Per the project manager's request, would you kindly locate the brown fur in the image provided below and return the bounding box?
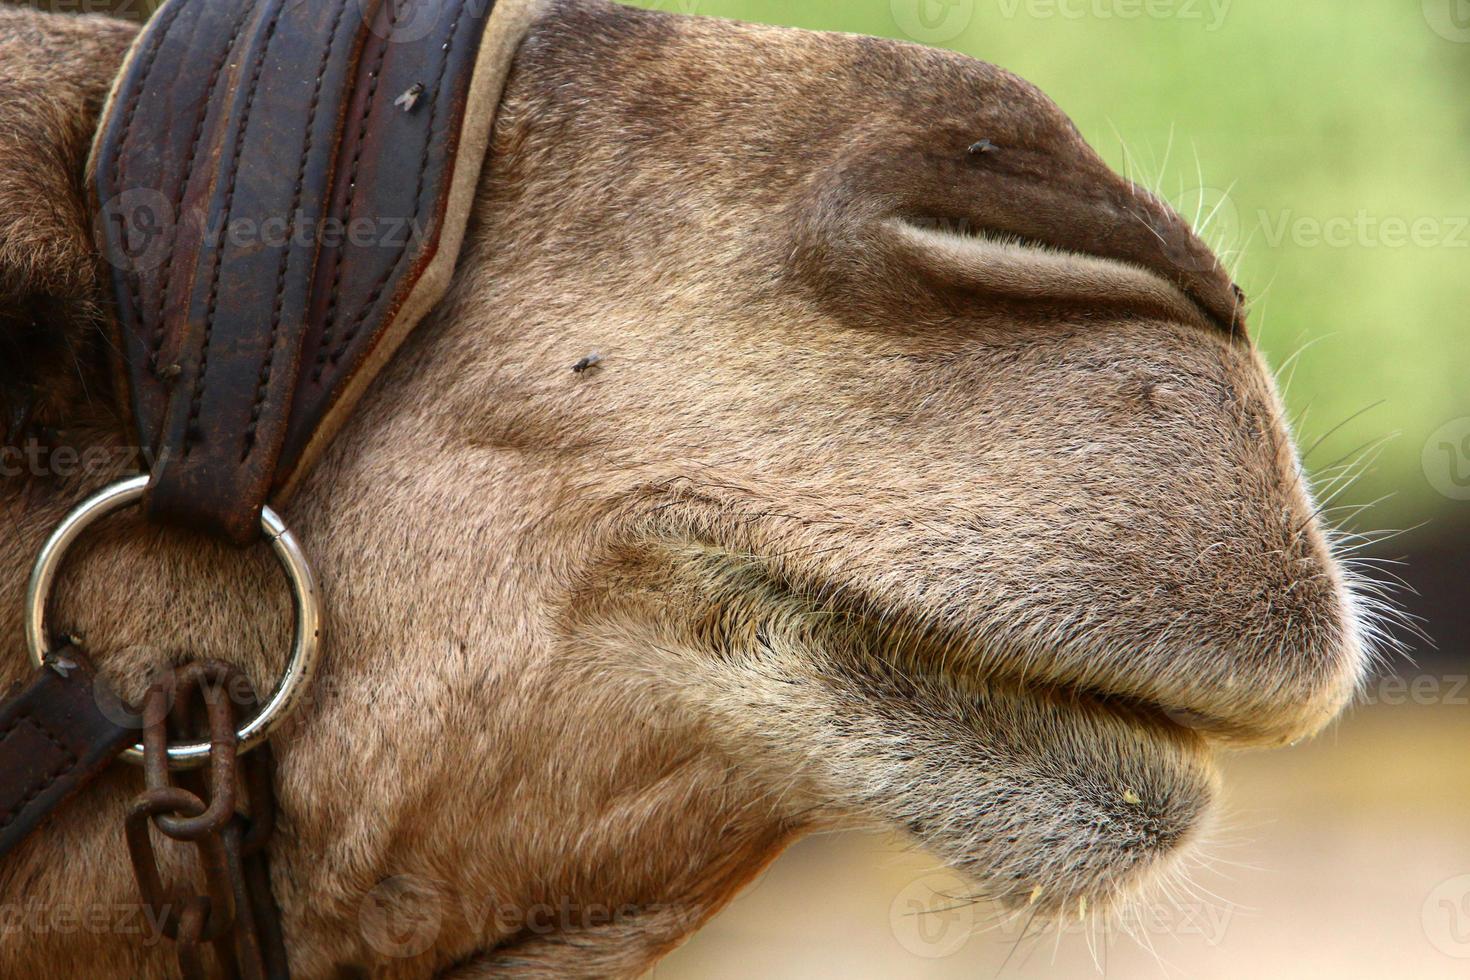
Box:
[0,2,1371,977]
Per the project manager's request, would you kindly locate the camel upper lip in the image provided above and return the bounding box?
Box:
[752,567,1232,743]
[790,576,1331,748]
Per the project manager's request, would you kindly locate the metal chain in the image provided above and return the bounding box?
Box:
[125,662,290,979]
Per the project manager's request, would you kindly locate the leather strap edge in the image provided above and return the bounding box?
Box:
[0,650,136,862]
[83,4,174,465]
[274,0,550,503]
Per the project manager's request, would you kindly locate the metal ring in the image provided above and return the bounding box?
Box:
[25,476,321,769]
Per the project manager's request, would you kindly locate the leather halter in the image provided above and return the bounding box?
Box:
[92,0,538,543]
[0,0,543,918]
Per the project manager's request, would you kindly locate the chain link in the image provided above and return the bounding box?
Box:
[125,662,289,979]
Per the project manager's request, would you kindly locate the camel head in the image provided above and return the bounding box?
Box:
[0,0,1370,975]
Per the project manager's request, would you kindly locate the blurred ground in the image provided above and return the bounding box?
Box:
[654,698,1470,979]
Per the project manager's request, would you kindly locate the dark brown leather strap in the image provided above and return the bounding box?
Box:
[91,0,532,543]
[0,648,136,860]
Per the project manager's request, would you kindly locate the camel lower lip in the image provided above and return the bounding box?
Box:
[823,654,1221,915]
[966,687,1218,913]
[661,545,1228,910]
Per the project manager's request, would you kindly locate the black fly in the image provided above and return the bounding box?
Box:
[571,352,604,374]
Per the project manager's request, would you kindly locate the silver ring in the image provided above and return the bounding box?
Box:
[25,475,322,769]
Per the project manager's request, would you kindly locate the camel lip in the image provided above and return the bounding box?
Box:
[652,527,1343,749]
[934,655,1343,749]
[799,602,1223,749]
[954,667,1216,749]
[823,639,1221,916]
[650,537,1224,902]
[835,611,1273,749]
[817,579,1346,748]
[1081,690,1225,746]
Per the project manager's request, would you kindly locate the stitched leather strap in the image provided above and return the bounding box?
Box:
[0,648,136,861]
[91,0,536,543]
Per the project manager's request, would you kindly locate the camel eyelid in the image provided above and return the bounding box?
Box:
[883,218,1215,334]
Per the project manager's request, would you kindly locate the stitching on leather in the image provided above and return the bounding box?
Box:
[325,0,473,373]
[111,0,187,366]
[0,714,80,831]
[152,2,256,363]
[113,0,187,177]
[311,0,400,386]
[244,0,355,461]
[186,0,289,459]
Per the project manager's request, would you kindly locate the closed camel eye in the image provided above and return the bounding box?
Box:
[804,131,1247,337]
[886,216,1217,332]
